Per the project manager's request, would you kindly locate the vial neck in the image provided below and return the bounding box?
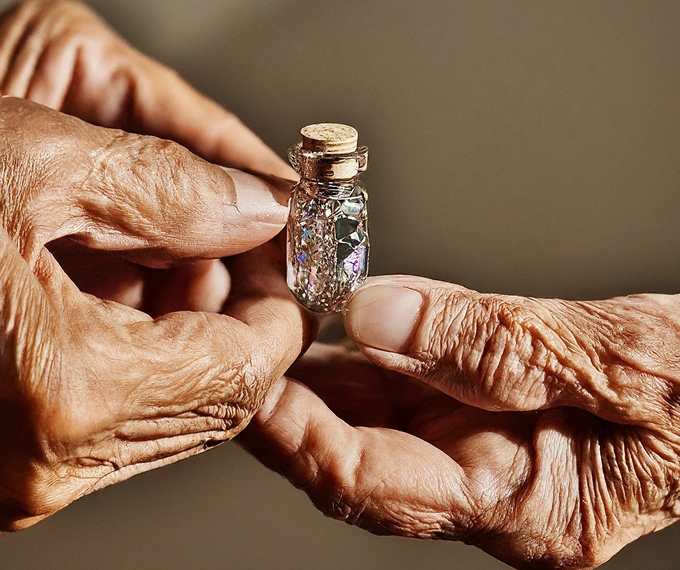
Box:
[301,176,359,198]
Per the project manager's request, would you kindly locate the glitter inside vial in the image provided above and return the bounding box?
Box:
[286,123,369,313]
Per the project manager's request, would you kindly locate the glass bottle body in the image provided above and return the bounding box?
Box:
[286,177,369,313]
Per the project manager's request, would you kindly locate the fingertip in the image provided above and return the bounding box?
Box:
[223,167,291,226]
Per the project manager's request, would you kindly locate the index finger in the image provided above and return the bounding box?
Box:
[0,0,294,177]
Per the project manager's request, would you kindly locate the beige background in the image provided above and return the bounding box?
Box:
[2,0,680,568]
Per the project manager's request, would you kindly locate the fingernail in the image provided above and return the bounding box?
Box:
[345,285,423,353]
[222,167,291,224]
[237,167,297,206]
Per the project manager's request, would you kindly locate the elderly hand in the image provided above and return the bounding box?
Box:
[0,0,298,309]
[0,96,309,531]
[242,275,680,569]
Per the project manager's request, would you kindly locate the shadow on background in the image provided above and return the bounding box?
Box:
[1,0,680,568]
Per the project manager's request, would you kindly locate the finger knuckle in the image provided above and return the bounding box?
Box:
[233,346,275,416]
[311,475,375,530]
[425,289,564,409]
[474,297,553,408]
[189,324,274,436]
[126,136,207,212]
[215,110,246,136]
[306,447,397,533]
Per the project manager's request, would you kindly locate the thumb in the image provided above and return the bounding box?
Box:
[343,275,605,414]
[3,97,292,266]
[70,134,293,266]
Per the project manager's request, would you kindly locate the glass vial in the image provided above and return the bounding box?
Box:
[286,123,369,313]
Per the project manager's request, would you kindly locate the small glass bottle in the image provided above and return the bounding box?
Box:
[286,123,369,313]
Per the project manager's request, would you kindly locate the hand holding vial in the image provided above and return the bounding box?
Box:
[248,219,680,568]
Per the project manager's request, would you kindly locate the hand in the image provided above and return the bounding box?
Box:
[242,275,680,569]
[0,0,291,177]
[0,0,296,311]
[0,96,310,531]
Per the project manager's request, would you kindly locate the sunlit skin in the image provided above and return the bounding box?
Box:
[0,0,310,531]
[243,278,680,569]
[2,2,678,569]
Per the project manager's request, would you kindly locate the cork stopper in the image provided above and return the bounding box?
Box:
[301,123,358,154]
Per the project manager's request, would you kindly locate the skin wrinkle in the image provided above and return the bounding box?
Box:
[573,421,667,559]
[517,413,582,565]
[112,413,236,441]
[459,296,491,388]
[452,295,560,410]
[298,419,322,491]
[88,428,227,474]
[89,440,209,490]
[348,444,393,526]
[74,128,126,212]
[627,439,661,509]
[0,146,39,251]
[599,434,627,523]
[428,288,464,363]
[86,138,167,245]
[520,307,605,411]
[2,115,87,265]
[585,297,680,377]
[478,314,508,404]
[498,320,539,408]
[580,430,608,542]
[537,304,605,395]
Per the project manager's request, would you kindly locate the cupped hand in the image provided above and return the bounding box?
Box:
[0,96,310,531]
[242,275,680,569]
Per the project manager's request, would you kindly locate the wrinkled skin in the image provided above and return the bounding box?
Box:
[242,276,680,569]
[0,0,309,530]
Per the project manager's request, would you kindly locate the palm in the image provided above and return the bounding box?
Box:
[281,341,667,569]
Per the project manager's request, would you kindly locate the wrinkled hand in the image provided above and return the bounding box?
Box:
[0,96,309,531]
[242,275,680,569]
[0,0,297,308]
